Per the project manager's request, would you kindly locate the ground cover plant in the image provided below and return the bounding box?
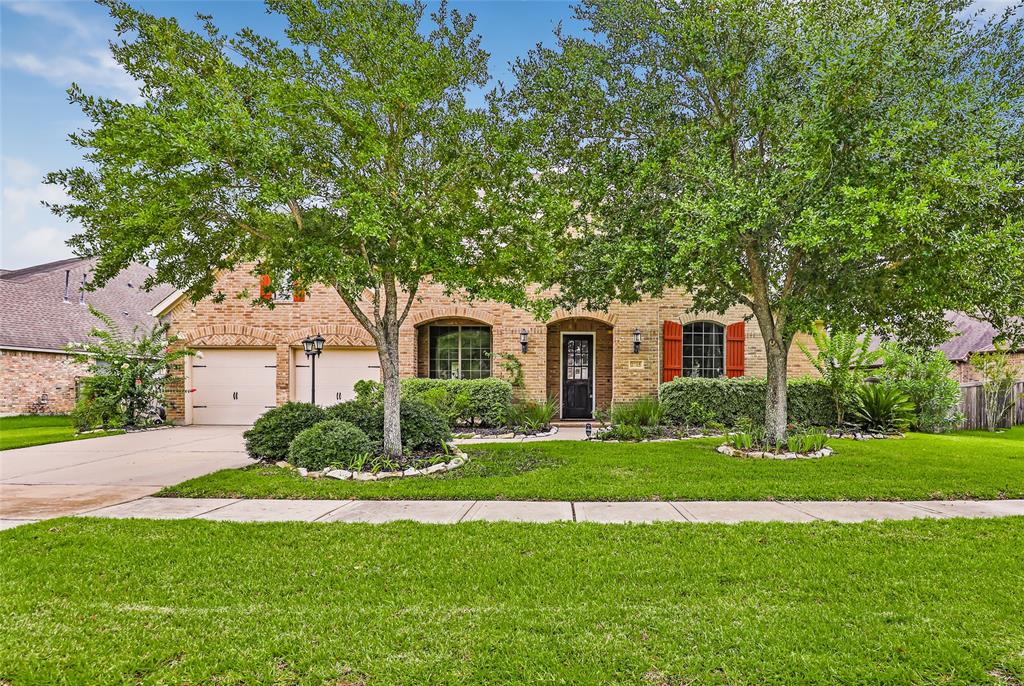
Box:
[162,427,1024,502]
[0,415,122,451]
[2,517,1023,685]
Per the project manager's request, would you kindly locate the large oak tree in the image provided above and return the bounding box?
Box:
[510,0,1024,441]
[50,0,547,456]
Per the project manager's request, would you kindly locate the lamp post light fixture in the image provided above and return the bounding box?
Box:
[632,328,642,354]
[520,329,529,354]
[302,334,326,404]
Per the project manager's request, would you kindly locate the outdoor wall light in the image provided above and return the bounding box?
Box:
[633,328,642,354]
[520,329,529,353]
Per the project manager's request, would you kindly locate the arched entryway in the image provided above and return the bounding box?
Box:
[546,317,614,419]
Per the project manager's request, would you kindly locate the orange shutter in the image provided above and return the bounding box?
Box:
[662,320,682,382]
[292,281,305,302]
[725,321,745,377]
[259,274,272,300]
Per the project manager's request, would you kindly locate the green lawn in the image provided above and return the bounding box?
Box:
[2,517,1023,685]
[162,426,1024,501]
[0,415,122,451]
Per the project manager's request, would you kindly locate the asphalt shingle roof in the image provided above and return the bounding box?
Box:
[0,258,173,352]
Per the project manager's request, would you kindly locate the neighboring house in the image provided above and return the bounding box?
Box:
[0,258,173,415]
[935,312,1024,383]
[153,266,818,425]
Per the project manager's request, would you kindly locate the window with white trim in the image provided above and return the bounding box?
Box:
[429,325,491,379]
[682,321,724,378]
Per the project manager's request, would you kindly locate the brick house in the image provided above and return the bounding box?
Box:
[154,267,818,425]
[0,258,173,416]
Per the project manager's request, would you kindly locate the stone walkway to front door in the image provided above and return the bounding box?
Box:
[15,496,1019,526]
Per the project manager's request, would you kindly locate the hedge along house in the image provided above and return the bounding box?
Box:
[152,266,818,425]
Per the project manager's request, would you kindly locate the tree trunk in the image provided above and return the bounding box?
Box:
[764,340,789,445]
[378,325,403,458]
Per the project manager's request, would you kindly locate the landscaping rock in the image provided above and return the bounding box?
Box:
[447,456,466,469]
[275,460,291,469]
[402,467,423,477]
[377,471,403,479]
[353,471,377,481]
[496,432,516,439]
[296,468,308,477]
[423,463,447,475]
[325,469,352,480]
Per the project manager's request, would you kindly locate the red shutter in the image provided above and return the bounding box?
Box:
[662,320,682,382]
[725,321,745,377]
[292,281,305,302]
[259,274,272,300]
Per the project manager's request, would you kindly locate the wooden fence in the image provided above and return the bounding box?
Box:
[955,381,1024,430]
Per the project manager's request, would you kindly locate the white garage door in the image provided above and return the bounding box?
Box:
[294,348,380,407]
[190,349,277,425]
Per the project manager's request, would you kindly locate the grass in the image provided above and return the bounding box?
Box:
[2,517,1023,685]
[161,426,1024,502]
[0,415,122,451]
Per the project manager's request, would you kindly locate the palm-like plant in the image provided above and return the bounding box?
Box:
[799,328,880,425]
[850,384,915,432]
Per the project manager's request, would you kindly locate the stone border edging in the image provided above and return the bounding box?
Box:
[458,426,558,440]
[716,444,834,460]
[280,444,471,482]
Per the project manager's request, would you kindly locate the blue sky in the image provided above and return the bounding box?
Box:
[1,0,1018,270]
[0,0,580,269]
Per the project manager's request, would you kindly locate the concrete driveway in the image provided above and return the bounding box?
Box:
[0,426,249,526]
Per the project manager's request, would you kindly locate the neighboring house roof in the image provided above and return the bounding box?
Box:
[869,311,1023,364]
[0,257,174,352]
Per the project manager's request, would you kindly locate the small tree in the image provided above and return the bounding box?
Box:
[798,328,879,425]
[67,307,191,429]
[971,348,1021,430]
[49,0,547,456]
[877,343,961,433]
[509,0,1024,443]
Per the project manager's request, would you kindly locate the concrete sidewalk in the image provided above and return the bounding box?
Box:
[9,496,1016,526]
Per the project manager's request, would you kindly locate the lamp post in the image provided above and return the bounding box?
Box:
[302,334,325,404]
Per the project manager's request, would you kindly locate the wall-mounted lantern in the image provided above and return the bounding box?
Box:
[632,328,642,354]
[520,329,529,354]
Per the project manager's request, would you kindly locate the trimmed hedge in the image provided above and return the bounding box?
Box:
[243,402,326,461]
[287,420,373,471]
[400,378,513,427]
[325,396,450,453]
[660,377,837,428]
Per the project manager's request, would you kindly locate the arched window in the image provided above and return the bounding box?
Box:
[682,321,724,378]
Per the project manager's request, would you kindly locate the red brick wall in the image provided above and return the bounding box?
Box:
[161,266,820,423]
[0,350,85,415]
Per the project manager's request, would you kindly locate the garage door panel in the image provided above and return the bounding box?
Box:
[294,348,379,407]
[191,349,277,425]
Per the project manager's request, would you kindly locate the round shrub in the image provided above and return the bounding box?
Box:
[243,402,326,462]
[325,396,450,453]
[287,420,373,471]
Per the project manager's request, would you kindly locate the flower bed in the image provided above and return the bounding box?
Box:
[275,444,470,481]
[454,426,558,440]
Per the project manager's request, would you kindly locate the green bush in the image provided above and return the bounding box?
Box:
[287,420,374,471]
[505,397,558,431]
[659,377,837,428]
[610,397,664,427]
[877,343,962,432]
[400,377,513,427]
[244,402,326,461]
[325,396,450,453]
[850,383,915,432]
[70,376,126,431]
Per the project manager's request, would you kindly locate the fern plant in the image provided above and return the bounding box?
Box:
[798,328,880,425]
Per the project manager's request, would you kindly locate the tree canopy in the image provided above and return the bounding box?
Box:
[510,0,1024,439]
[49,0,548,455]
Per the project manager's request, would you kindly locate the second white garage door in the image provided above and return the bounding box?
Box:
[294,348,380,406]
[190,349,277,425]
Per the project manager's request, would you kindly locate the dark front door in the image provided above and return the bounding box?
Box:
[562,335,594,419]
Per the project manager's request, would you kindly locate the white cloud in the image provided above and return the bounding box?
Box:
[5,2,92,38]
[4,49,139,98]
[2,157,77,269]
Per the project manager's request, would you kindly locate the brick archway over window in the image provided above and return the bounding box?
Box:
[410,306,498,327]
[546,309,617,327]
